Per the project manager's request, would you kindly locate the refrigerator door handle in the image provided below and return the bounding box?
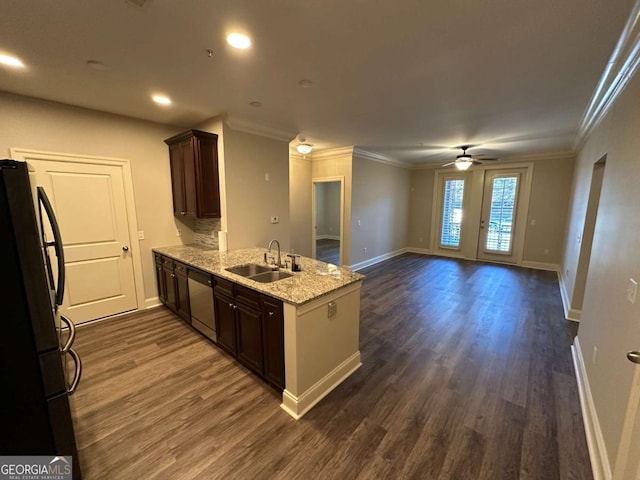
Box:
[59,314,76,352]
[37,187,65,307]
[67,348,82,395]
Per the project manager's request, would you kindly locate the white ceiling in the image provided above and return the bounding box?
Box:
[0,0,634,165]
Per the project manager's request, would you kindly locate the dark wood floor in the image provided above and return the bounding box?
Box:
[316,238,340,264]
[70,254,592,479]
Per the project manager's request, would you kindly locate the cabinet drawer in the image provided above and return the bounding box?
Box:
[235,284,260,310]
[214,277,234,297]
[162,257,174,268]
[174,262,188,276]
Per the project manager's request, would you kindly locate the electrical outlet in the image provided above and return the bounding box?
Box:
[357,219,361,227]
[137,230,145,240]
[627,278,638,304]
[363,247,367,254]
[176,228,181,237]
[530,219,536,226]
[543,248,549,255]
[265,173,270,181]
[419,237,423,243]
[592,346,598,364]
[270,216,279,224]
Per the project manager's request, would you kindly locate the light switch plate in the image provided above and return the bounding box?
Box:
[328,301,337,318]
[137,230,145,240]
[627,278,638,304]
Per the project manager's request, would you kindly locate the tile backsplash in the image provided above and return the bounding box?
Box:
[194,218,221,248]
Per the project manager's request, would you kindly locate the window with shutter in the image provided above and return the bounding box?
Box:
[440,178,465,249]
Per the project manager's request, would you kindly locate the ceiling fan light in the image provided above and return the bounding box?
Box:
[297,143,313,155]
[455,159,472,171]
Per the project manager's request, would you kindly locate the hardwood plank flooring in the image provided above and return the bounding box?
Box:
[70,254,591,479]
[316,238,340,264]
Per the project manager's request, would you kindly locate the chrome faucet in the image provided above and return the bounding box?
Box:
[267,239,283,269]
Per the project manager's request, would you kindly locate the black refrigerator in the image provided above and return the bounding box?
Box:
[0,159,82,479]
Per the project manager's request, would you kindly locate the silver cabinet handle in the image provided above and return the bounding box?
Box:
[228,302,234,308]
[122,245,129,252]
[627,351,640,364]
[67,348,82,395]
[268,311,274,317]
[59,314,76,352]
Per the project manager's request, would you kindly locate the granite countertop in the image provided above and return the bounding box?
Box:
[152,244,365,306]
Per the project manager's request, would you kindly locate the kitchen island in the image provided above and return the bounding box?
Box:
[152,244,364,419]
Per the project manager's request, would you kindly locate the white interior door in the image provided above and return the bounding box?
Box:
[477,168,528,264]
[28,158,138,323]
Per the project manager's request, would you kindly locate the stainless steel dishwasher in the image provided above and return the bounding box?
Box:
[188,269,216,342]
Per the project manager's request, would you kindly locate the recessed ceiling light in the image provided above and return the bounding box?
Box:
[86,60,108,71]
[298,79,313,88]
[0,54,24,68]
[152,95,171,105]
[227,33,251,49]
[249,101,262,108]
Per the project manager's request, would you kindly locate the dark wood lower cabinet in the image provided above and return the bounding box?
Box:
[174,262,190,323]
[214,289,237,355]
[236,301,264,375]
[261,297,285,390]
[155,252,285,391]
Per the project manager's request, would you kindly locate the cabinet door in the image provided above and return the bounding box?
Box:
[168,143,186,217]
[262,296,285,389]
[194,134,220,218]
[236,301,264,375]
[180,139,197,216]
[214,290,237,355]
[162,265,177,312]
[174,263,190,322]
[155,256,167,304]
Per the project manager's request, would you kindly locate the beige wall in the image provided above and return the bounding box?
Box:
[289,152,312,257]
[407,158,573,266]
[0,92,184,302]
[350,155,411,265]
[315,181,341,236]
[312,147,353,264]
[222,126,291,251]
[521,156,574,265]
[408,168,435,250]
[562,68,640,470]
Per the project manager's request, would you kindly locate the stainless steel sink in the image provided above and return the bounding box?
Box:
[249,270,293,283]
[226,264,273,277]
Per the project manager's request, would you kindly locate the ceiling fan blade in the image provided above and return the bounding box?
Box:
[472,160,483,165]
[477,157,499,161]
[442,161,456,167]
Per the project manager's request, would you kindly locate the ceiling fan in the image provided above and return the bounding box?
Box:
[442,146,499,171]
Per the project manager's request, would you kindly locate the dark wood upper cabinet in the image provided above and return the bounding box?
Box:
[164,129,220,218]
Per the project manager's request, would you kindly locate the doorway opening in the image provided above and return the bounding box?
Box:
[312,178,344,265]
[570,156,606,320]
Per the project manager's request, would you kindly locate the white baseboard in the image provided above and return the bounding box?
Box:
[572,337,612,480]
[558,272,581,321]
[349,248,408,271]
[280,351,362,420]
[406,247,432,255]
[145,296,161,309]
[521,260,560,272]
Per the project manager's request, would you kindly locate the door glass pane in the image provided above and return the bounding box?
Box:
[440,179,465,248]
[486,176,518,253]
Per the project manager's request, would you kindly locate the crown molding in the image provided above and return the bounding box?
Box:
[410,150,575,170]
[574,0,640,150]
[311,146,354,160]
[352,148,412,169]
[225,116,297,142]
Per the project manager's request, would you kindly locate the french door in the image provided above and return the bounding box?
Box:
[433,166,530,264]
[477,168,527,264]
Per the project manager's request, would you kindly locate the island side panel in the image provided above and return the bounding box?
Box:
[281,281,363,419]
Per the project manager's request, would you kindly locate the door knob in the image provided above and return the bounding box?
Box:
[627,351,640,364]
[122,245,129,252]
